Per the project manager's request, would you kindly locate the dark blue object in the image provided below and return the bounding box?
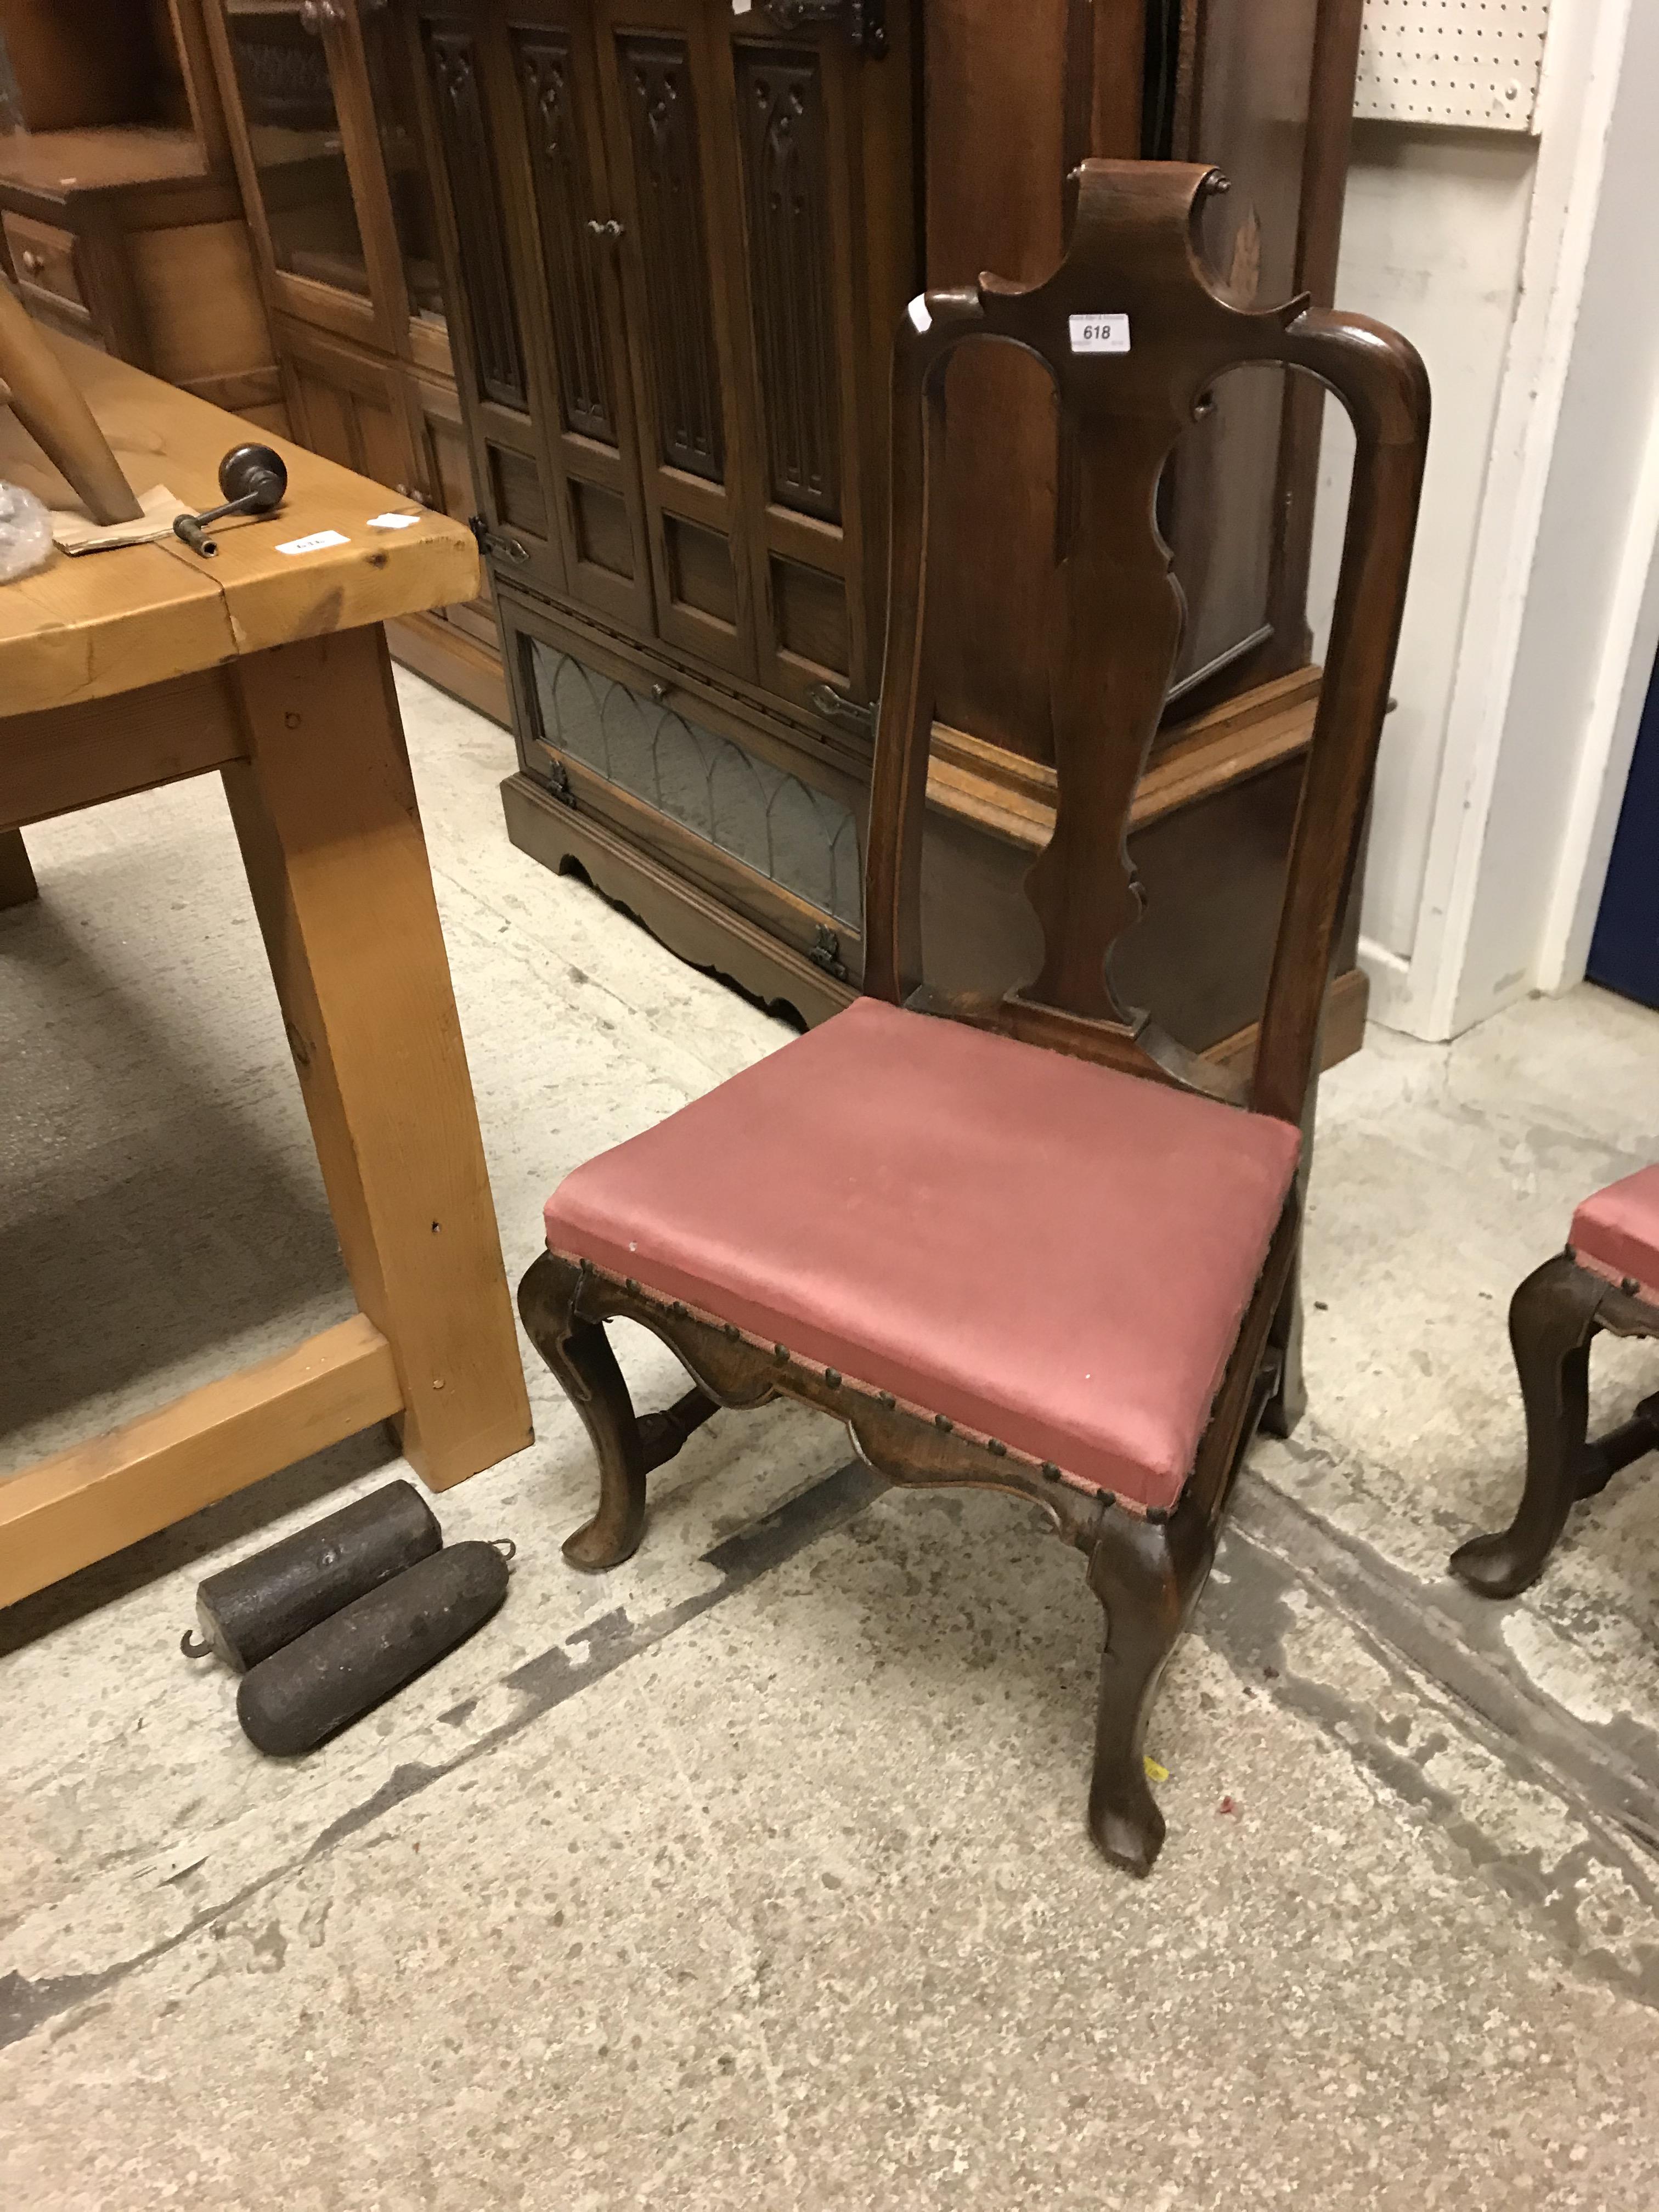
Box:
[1588,646,1659,1009]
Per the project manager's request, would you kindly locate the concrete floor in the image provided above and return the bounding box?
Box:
[3,670,1657,2209]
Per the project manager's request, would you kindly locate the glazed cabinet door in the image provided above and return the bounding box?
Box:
[211,0,405,352]
[410,4,567,597]
[357,0,455,375]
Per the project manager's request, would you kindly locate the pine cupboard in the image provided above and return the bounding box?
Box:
[204,0,505,716]
[0,0,279,420]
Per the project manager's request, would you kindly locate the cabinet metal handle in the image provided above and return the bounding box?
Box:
[20,249,43,276]
[809,681,876,736]
[469,514,529,565]
[585,217,625,242]
[759,0,888,57]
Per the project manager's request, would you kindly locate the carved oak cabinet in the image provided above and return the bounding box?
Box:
[403,0,1369,1059]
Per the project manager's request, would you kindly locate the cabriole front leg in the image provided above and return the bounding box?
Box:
[518,1251,648,1570]
[1085,1501,1213,1877]
[1450,1252,1604,1599]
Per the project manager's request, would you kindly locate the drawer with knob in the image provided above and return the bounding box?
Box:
[3,213,86,315]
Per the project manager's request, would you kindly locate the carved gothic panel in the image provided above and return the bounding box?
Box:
[736,48,841,523]
[424,24,528,412]
[617,35,725,482]
[515,32,616,445]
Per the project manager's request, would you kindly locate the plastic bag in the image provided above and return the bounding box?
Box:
[0,479,53,583]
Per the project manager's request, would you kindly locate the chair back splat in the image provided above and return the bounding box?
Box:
[862,160,1430,1128]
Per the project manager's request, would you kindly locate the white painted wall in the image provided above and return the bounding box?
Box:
[1305,0,1659,1040]
[1461,0,1659,1018]
[1306,127,1538,970]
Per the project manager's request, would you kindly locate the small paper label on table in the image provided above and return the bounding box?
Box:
[1069,313,1131,354]
[276,529,351,557]
[367,512,421,531]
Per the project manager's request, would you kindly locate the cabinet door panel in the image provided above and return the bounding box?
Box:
[504,0,655,629]
[279,320,420,494]
[592,0,757,676]
[515,28,616,444]
[410,5,567,598]
[718,19,869,714]
[211,0,400,351]
[733,45,840,528]
[423,19,529,409]
[357,0,452,348]
[413,373,501,646]
[685,4,913,717]
[616,31,725,484]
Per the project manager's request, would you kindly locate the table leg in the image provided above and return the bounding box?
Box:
[222,625,531,1488]
[0,826,38,909]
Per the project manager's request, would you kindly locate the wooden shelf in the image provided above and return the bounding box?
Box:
[0,125,210,200]
[925,669,1323,851]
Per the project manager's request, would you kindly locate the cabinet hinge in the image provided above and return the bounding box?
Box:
[759,0,887,59]
[807,924,849,981]
[808,682,877,737]
[469,514,531,567]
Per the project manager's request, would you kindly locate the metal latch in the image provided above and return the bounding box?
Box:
[807,924,849,981]
[808,681,876,736]
[540,751,577,809]
[469,514,531,566]
[758,0,887,59]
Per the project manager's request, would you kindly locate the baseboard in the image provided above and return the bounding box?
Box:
[501,772,853,1028]
[1207,966,1370,1079]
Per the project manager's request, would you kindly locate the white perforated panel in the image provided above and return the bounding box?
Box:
[1354,0,1550,131]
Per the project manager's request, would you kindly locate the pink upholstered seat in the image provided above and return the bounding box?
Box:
[1572,1165,1659,1303]
[544,997,1301,1514]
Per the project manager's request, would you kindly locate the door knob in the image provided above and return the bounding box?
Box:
[20,248,43,276]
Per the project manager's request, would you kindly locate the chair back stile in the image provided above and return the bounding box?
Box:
[861,159,1430,1130]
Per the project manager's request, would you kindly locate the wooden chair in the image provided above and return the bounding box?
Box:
[520,160,1429,1874]
[1,275,140,523]
[1451,1170,1659,1598]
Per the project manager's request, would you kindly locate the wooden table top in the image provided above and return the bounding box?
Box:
[0,330,478,719]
